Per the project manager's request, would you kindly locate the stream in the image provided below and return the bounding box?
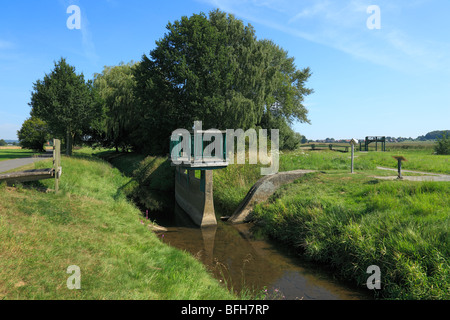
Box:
[149,204,373,300]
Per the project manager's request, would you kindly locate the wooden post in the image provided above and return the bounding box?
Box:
[53,139,61,193]
[393,156,407,180]
[351,144,355,173]
[350,139,358,174]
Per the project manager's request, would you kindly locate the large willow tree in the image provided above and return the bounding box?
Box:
[133,9,313,154]
[93,62,139,152]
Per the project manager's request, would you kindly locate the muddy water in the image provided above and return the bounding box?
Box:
[150,204,372,300]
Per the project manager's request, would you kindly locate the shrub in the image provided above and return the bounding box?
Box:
[434,132,450,155]
[17,117,49,152]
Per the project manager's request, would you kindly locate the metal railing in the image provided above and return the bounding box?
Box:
[170,131,227,164]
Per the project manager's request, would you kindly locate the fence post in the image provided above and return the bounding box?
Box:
[53,139,61,193]
[350,139,358,173]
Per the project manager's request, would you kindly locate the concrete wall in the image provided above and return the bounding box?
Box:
[175,167,217,227]
[228,170,315,224]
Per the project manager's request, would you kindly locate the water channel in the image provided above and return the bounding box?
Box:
[149,204,373,300]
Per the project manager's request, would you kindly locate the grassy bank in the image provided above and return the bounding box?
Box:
[250,172,449,299]
[69,147,449,300]
[212,149,449,299]
[213,148,449,215]
[0,152,235,299]
[89,150,176,213]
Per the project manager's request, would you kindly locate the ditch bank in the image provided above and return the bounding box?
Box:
[99,151,374,300]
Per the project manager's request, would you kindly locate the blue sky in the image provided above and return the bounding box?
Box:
[0,0,449,141]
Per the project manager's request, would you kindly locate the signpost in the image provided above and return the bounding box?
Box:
[53,139,61,193]
[350,139,358,173]
[393,156,407,179]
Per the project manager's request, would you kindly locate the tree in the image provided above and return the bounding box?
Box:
[29,58,100,155]
[17,117,49,152]
[0,139,7,146]
[425,130,450,140]
[258,39,312,126]
[435,132,450,155]
[134,9,313,155]
[93,62,139,152]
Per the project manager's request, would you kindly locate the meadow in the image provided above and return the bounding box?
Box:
[251,172,449,299]
[210,144,449,300]
[1,144,448,300]
[0,151,235,300]
[92,143,448,299]
[0,148,41,162]
[213,145,449,214]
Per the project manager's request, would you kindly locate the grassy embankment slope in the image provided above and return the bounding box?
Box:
[0,150,235,299]
[13,145,445,300]
[214,147,449,300]
[92,144,448,299]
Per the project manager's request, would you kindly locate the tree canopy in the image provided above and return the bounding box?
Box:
[29,58,101,155]
[132,9,313,154]
[24,10,312,155]
[93,62,139,152]
[17,116,49,152]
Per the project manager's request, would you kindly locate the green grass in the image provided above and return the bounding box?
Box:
[213,148,449,216]
[0,148,42,162]
[281,149,449,174]
[250,173,449,300]
[210,148,449,299]
[41,146,447,300]
[0,152,235,300]
[361,149,450,174]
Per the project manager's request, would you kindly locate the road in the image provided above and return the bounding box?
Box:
[0,153,52,174]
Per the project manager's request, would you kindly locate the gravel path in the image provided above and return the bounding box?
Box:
[0,153,52,174]
[374,166,450,181]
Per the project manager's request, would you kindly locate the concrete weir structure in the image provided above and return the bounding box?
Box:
[171,126,228,228]
[174,167,217,227]
[228,169,315,224]
[170,121,282,228]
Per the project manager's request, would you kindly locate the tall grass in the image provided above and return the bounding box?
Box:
[364,150,450,174]
[251,173,449,300]
[281,149,449,174]
[0,154,235,300]
[280,150,376,171]
[60,147,448,300]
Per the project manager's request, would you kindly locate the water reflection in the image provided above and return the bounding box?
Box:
[150,204,372,300]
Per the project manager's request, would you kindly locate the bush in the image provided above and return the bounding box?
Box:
[17,117,49,152]
[434,132,450,155]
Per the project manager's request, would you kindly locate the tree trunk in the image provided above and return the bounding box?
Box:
[66,129,73,156]
[66,130,70,156]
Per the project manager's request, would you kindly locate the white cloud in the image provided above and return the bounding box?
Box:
[201,0,450,75]
[58,0,99,66]
[288,1,331,23]
[80,11,100,66]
